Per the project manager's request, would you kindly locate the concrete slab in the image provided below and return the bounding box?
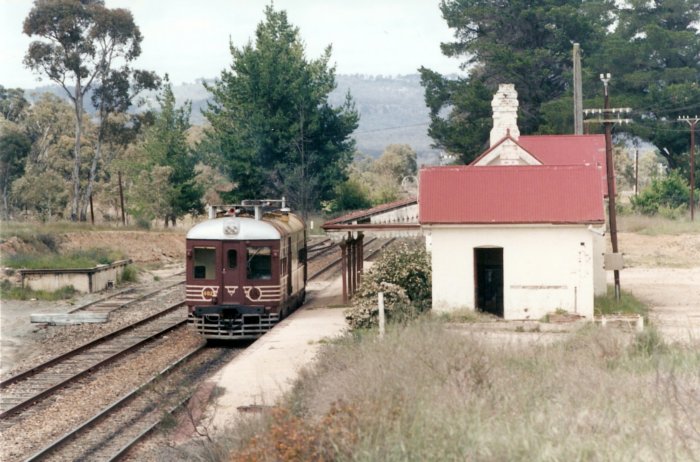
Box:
[29,312,109,325]
[206,276,349,432]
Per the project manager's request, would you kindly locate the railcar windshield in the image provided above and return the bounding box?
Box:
[247,246,272,280]
[193,247,216,280]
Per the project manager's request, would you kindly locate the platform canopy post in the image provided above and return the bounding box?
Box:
[357,232,364,287]
[340,240,348,304]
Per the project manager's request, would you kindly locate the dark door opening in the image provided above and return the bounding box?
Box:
[474,248,504,317]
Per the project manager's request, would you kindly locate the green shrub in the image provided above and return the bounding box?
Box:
[345,242,431,329]
[345,281,412,329]
[631,170,690,216]
[366,241,431,303]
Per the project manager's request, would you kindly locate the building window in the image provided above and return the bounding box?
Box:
[193,247,216,280]
[247,246,272,280]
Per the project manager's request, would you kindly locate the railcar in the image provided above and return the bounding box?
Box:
[185,199,306,339]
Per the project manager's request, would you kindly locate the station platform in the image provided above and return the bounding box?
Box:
[205,276,349,432]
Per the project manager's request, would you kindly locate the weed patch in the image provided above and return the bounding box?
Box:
[118,265,139,283]
[3,248,126,270]
[0,280,77,300]
[595,285,648,318]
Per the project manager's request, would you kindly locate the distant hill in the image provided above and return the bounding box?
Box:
[24,74,443,165]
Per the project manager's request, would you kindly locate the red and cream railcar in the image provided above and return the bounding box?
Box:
[185,200,306,339]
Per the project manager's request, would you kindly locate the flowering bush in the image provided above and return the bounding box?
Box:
[345,242,431,329]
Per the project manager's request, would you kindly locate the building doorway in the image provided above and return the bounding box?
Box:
[474,247,504,316]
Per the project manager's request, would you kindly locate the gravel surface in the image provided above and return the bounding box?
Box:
[1,274,185,378]
[42,346,239,462]
[0,320,202,462]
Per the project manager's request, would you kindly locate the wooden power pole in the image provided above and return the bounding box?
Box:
[678,116,699,221]
[583,73,631,302]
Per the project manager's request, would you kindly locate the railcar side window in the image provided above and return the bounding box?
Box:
[247,246,272,280]
[193,247,216,280]
[227,249,238,269]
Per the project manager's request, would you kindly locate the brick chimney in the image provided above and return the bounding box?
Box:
[490,84,520,146]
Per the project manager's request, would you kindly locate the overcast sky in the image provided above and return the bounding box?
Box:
[1,0,465,89]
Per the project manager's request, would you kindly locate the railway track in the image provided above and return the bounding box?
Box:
[22,344,238,462]
[1,236,395,461]
[0,302,187,420]
[68,275,185,315]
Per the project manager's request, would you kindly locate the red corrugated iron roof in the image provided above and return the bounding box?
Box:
[419,165,605,225]
[518,134,605,165]
[519,134,609,197]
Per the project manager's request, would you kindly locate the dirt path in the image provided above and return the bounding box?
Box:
[620,267,700,343]
[617,232,700,344]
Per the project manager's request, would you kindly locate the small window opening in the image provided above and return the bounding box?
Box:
[247,246,272,280]
[227,249,238,269]
[193,247,216,280]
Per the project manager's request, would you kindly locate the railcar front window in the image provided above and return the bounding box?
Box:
[193,247,216,280]
[247,246,272,280]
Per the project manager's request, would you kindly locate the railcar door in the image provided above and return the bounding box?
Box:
[221,242,244,305]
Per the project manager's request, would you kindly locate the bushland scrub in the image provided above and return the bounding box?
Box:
[200,321,700,461]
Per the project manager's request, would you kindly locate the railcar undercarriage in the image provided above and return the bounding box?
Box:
[188,305,280,339]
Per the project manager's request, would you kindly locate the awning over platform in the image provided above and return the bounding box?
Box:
[322,197,421,238]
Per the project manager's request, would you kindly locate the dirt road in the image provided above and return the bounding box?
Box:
[618,233,700,344]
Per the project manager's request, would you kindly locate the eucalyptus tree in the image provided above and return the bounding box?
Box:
[23,0,145,220]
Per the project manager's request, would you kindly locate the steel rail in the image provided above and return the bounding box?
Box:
[23,344,207,462]
[306,238,331,252]
[67,278,185,313]
[307,237,381,280]
[0,302,185,389]
[0,306,187,420]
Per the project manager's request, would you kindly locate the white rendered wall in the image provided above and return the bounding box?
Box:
[427,225,596,320]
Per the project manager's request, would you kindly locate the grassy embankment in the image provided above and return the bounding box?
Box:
[182,285,699,461]
[190,320,698,461]
[0,222,136,300]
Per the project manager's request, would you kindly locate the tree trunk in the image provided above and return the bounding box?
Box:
[2,178,9,221]
[80,126,104,221]
[70,88,84,222]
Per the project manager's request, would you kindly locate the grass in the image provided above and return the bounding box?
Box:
[0,220,183,241]
[617,213,700,235]
[2,248,127,270]
[118,265,139,283]
[595,285,648,318]
[0,280,78,301]
[186,319,700,461]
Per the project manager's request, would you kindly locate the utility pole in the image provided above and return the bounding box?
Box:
[635,149,639,196]
[583,73,632,302]
[678,116,698,221]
